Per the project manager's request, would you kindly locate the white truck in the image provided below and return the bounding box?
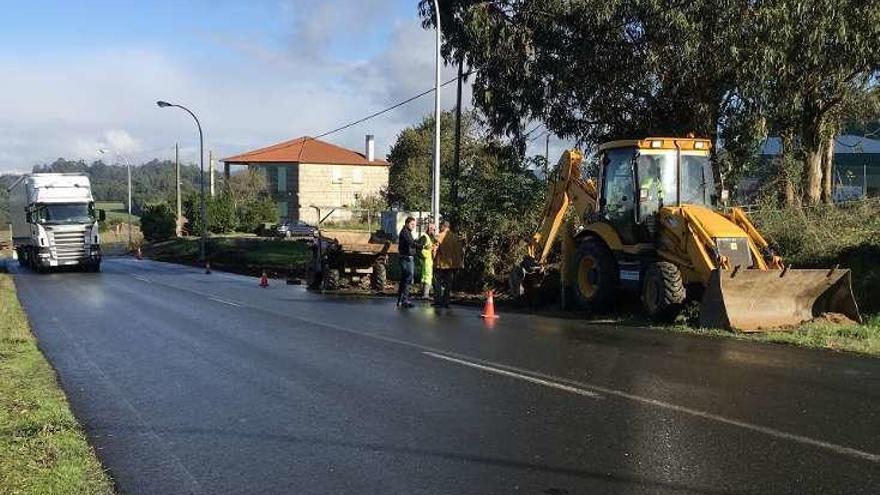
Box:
[8,173,105,272]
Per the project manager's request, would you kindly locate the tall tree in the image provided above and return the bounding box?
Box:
[419,0,743,149]
[737,0,880,205]
[386,110,477,210]
[387,109,546,286]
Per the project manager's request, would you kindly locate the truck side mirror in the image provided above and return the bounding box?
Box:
[98,209,107,222]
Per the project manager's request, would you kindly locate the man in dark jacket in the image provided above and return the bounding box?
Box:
[397,217,418,308]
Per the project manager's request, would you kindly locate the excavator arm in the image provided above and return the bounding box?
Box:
[526,150,598,264]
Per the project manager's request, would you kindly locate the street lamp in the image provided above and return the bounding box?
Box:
[431,0,441,223]
[98,148,133,250]
[156,100,207,263]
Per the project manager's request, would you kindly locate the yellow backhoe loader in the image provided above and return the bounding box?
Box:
[510,137,861,332]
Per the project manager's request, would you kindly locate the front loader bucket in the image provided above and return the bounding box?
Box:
[699,268,861,332]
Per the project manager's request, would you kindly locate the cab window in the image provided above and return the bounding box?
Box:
[601,148,636,221]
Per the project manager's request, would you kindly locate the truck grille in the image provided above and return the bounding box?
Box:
[716,237,752,269]
[51,230,87,261]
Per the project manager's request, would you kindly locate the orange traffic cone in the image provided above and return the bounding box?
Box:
[135,247,142,260]
[481,290,499,319]
[259,271,269,288]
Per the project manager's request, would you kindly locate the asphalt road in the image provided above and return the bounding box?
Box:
[10,257,880,494]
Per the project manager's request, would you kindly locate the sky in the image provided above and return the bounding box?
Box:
[0,0,563,173]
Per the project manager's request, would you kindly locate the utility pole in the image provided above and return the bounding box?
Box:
[431,0,441,223]
[209,150,215,197]
[545,133,550,175]
[452,59,464,210]
[127,158,132,249]
[175,143,181,236]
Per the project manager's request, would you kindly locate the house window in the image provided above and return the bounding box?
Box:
[331,167,343,184]
[277,167,287,192]
[277,201,288,219]
[352,168,364,184]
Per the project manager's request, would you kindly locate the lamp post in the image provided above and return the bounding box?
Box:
[98,148,133,250]
[157,100,206,263]
[431,0,441,223]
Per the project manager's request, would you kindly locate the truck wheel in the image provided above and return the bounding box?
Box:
[306,266,321,289]
[641,261,686,322]
[571,237,618,311]
[371,259,387,292]
[322,268,340,291]
[16,249,26,267]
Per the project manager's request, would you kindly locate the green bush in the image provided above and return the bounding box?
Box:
[237,196,277,233]
[750,199,880,313]
[184,193,237,234]
[207,193,237,234]
[140,202,176,241]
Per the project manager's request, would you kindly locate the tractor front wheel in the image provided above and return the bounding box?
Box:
[641,261,686,322]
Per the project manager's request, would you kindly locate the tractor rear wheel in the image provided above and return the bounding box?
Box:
[571,238,618,311]
[641,261,686,322]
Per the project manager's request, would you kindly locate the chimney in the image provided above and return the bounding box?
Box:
[365,134,375,162]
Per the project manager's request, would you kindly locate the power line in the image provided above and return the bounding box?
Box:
[524,123,544,139]
[312,72,470,141]
[527,129,550,144]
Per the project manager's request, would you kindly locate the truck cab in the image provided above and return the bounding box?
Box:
[9,174,105,272]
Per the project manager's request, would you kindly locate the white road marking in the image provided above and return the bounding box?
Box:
[423,351,601,399]
[131,275,152,283]
[113,259,880,464]
[425,350,879,464]
[208,297,242,307]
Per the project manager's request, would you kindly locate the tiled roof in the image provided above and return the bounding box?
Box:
[222,136,388,166]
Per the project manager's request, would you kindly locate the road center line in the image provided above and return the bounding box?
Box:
[208,296,242,307]
[423,351,601,399]
[425,350,879,465]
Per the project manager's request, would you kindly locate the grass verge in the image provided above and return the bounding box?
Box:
[145,236,311,275]
[0,273,115,494]
[667,314,880,357]
[95,201,140,225]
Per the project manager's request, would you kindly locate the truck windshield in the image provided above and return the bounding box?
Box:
[34,203,95,225]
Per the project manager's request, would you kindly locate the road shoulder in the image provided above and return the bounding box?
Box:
[0,272,115,495]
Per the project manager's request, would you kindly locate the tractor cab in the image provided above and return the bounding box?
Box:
[596,137,714,245]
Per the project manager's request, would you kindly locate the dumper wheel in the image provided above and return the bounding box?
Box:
[642,261,686,322]
[572,238,617,311]
[322,268,340,291]
[371,259,387,292]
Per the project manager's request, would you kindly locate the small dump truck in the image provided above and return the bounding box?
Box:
[308,230,397,291]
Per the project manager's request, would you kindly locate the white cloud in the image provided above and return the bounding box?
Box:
[103,129,142,155]
[0,2,476,173]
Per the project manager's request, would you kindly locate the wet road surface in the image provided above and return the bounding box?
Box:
[11,257,880,494]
